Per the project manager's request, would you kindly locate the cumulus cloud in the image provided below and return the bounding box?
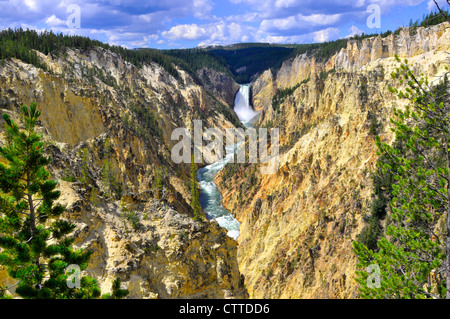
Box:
[0,0,431,48]
[222,0,427,45]
[260,13,343,35]
[162,20,255,46]
[24,0,39,11]
[162,24,209,40]
[313,27,340,42]
[0,0,216,47]
[346,25,364,38]
[193,0,214,19]
[45,15,66,27]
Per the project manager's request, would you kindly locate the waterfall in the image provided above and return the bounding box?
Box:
[233,84,259,125]
[197,84,257,240]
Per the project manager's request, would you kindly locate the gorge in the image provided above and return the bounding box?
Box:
[0,20,449,299]
[198,84,260,241]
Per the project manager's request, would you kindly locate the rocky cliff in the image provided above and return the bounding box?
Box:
[197,67,241,108]
[0,46,247,298]
[216,22,450,298]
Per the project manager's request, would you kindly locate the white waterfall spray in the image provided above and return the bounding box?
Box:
[233,84,259,125]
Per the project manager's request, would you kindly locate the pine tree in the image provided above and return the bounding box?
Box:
[190,152,202,221]
[78,147,90,184]
[153,167,163,200]
[101,139,119,199]
[101,278,129,299]
[0,103,101,298]
[353,56,449,299]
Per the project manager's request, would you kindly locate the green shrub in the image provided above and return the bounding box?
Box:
[356,217,381,251]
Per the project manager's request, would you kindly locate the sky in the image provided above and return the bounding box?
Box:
[0,0,448,49]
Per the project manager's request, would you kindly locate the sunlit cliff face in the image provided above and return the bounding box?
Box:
[0,44,248,299]
[216,22,450,299]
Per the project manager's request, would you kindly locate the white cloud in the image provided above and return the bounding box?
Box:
[24,0,39,11]
[274,0,297,8]
[170,21,258,47]
[226,12,260,23]
[0,0,432,49]
[303,13,342,25]
[260,13,343,34]
[162,24,209,40]
[193,0,214,19]
[224,0,427,20]
[354,0,366,8]
[346,25,364,38]
[313,27,340,42]
[375,0,426,12]
[45,14,66,27]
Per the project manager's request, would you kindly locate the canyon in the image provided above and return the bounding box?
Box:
[0,21,449,299]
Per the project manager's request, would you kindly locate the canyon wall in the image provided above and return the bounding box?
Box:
[217,22,450,298]
[0,47,246,298]
[197,67,241,108]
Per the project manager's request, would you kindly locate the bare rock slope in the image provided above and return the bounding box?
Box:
[217,22,450,299]
[0,46,247,298]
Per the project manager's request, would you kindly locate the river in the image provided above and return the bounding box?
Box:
[197,84,258,240]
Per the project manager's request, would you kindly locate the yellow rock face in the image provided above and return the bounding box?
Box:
[0,46,245,299]
[65,188,247,299]
[216,22,450,299]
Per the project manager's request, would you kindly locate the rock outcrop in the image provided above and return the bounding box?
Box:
[61,178,247,299]
[0,46,247,298]
[197,67,241,108]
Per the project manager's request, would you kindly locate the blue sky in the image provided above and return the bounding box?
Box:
[0,0,447,49]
